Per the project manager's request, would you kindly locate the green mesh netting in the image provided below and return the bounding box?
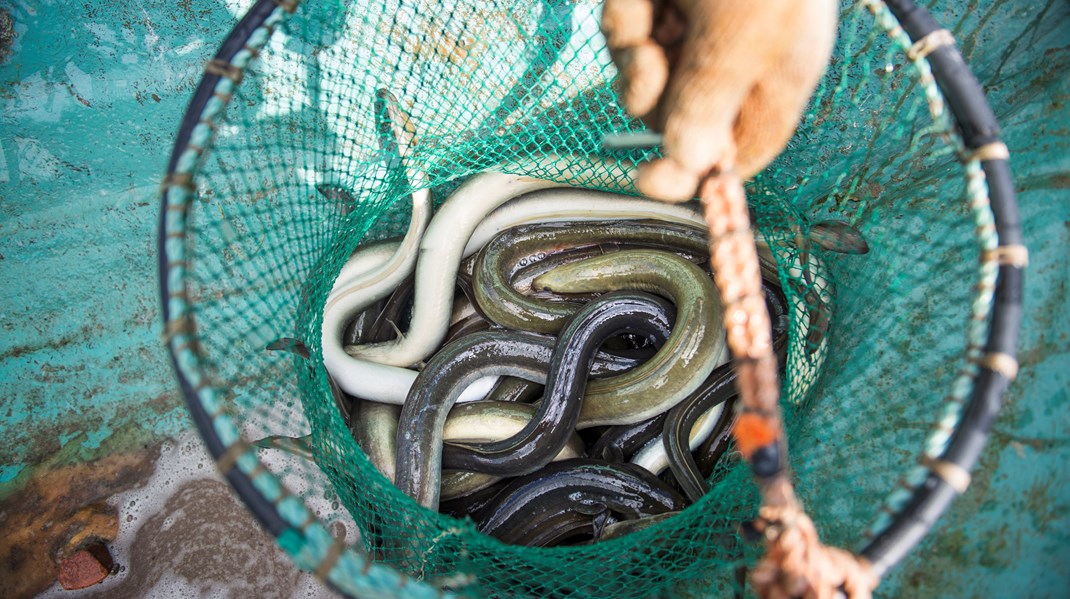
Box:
[160,0,1017,596]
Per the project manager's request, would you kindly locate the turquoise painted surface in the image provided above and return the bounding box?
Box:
[879,3,1070,595]
[0,0,250,482]
[0,0,1066,597]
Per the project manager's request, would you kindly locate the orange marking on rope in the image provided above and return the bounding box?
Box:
[734,413,777,459]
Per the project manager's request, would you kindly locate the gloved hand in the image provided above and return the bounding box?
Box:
[601,0,839,201]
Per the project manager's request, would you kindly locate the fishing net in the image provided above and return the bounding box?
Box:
[158,0,1023,596]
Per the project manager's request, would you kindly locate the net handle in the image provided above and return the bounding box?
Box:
[720,1,1025,594]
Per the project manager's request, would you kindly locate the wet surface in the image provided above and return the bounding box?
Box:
[28,433,332,599]
[0,0,1066,597]
[0,446,155,598]
[75,479,305,598]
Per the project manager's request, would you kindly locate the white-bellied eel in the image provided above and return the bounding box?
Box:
[692,395,739,480]
[473,219,709,333]
[354,400,586,498]
[439,401,585,500]
[329,238,405,296]
[395,314,674,509]
[531,249,729,427]
[473,459,686,547]
[320,91,440,404]
[439,292,676,477]
[341,184,712,370]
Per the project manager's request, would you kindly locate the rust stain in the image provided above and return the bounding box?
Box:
[0,7,13,64]
[0,444,161,599]
[0,321,106,361]
[1015,171,1070,193]
[66,83,92,107]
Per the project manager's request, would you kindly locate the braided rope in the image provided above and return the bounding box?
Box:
[697,159,879,599]
[157,0,1022,596]
[684,1,1011,595]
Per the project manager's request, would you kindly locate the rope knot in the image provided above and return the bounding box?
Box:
[750,503,879,599]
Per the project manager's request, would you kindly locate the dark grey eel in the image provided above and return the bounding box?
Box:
[440,292,675,477]
[475,459,686,547]
[395,292,673,509]
[663,278,792,502]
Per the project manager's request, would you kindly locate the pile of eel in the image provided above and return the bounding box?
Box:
[306,92,866,548]
[319,187,870,546]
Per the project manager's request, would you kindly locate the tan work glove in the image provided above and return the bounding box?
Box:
[601,0,839,201]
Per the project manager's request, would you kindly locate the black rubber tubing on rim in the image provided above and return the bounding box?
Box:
[860,0,1024,576]
[160,6,452,597]
[156,0,1026,588]
[165,0,279,173]
[158,0,304,563]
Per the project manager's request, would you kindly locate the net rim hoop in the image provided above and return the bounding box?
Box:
[156,0,1026,594]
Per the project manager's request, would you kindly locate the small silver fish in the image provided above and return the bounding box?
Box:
[809,220,870,254]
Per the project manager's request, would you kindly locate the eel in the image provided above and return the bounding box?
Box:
[395,306,673,509]
[532,249,729,427]
[473,219,709,333]
[440,292,676,477]
[474,459,686,547]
